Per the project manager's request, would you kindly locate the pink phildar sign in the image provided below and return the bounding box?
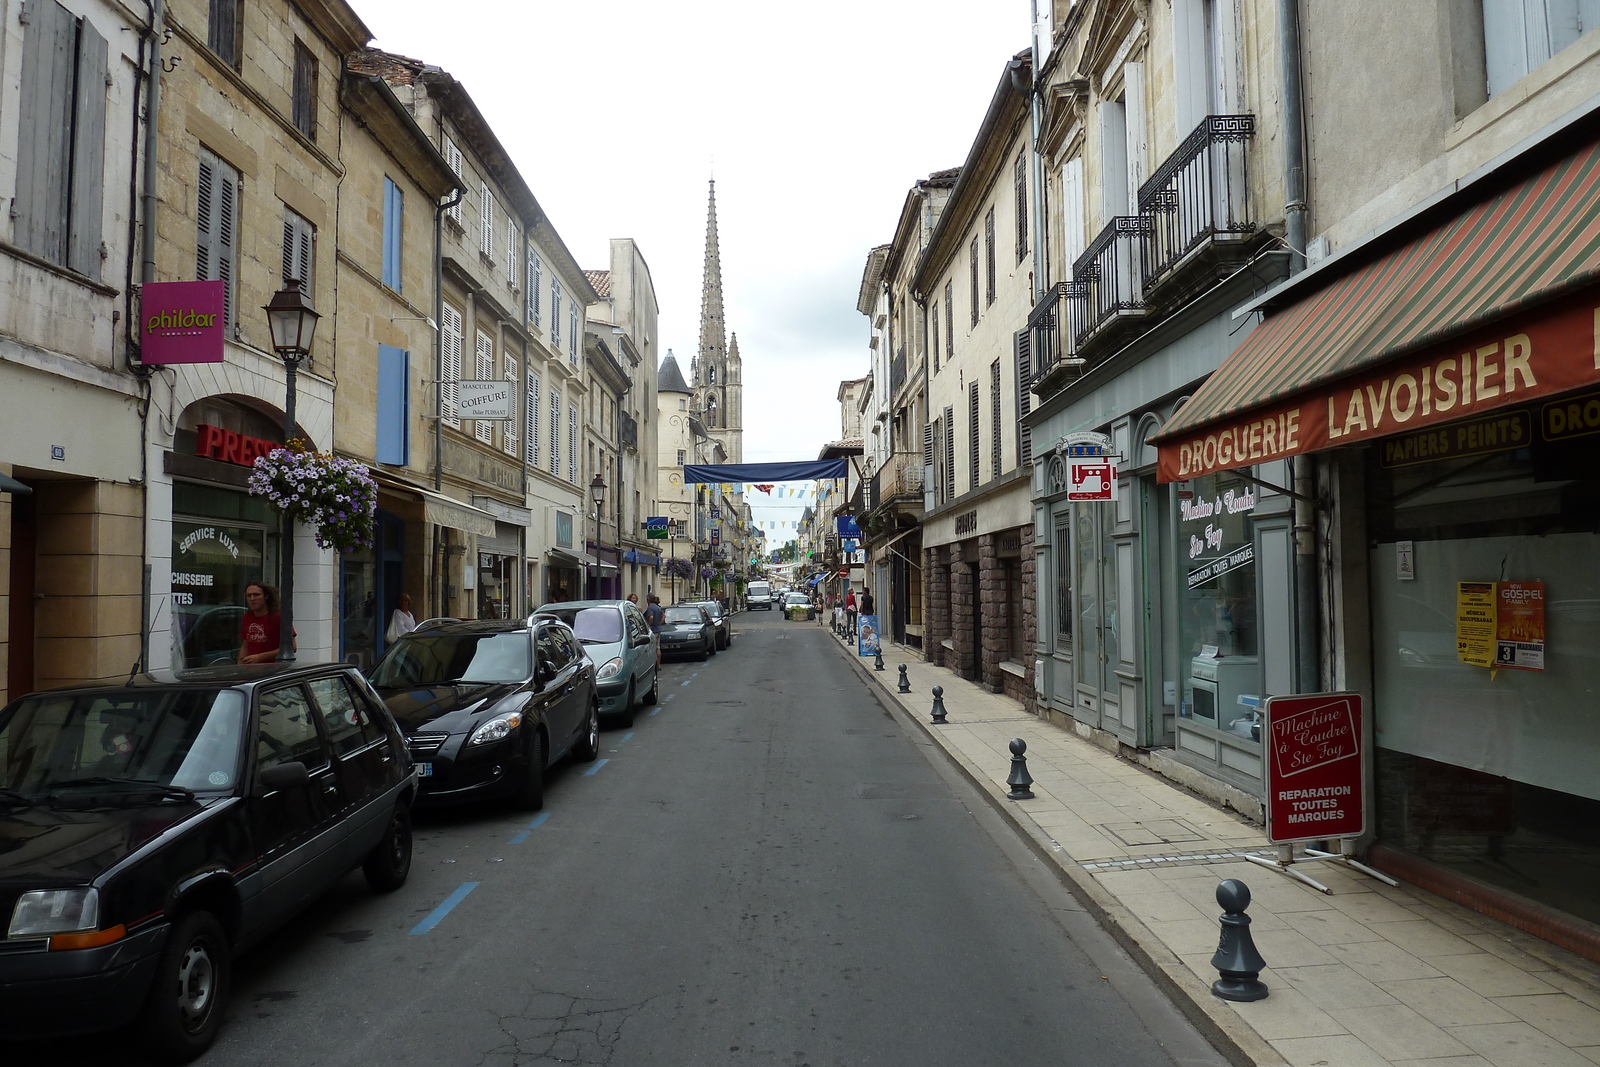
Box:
[141,280,226,365]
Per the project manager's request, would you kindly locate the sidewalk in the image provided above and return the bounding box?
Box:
[832,634,1600,1067]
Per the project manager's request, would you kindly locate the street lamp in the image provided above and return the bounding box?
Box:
[262,279,320,662]
[589,472,606,597]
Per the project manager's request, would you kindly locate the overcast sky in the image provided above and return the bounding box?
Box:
[361,1,1031,541]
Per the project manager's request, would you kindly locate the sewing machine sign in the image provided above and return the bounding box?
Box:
[1067,461,1118,501]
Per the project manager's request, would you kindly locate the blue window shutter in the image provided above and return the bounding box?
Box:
[382,178,403,290]
[377,344,409,465]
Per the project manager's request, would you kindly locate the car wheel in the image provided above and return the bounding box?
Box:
[575,697,602,759]
[363,805,413,892]
[697,640,709,662]
[616,681,636,728]
[140,910,230,1063]
[642,670,658,706]
[515,728,546,811]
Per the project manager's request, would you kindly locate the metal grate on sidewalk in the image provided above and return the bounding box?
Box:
[1077,848,1272,871]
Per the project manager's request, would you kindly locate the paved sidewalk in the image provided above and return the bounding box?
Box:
[832,634,1600,1067]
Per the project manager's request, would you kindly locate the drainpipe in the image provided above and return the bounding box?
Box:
[140,0,163,286]
[432,189,460,492]
[1281,0,1319,691]
[1028,0,1048,300]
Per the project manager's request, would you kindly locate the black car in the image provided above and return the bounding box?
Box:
[682,600,732,650]
[0,664,417,1061]
[658,604,717,661]
[369,616,598,810]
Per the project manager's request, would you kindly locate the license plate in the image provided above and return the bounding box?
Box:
[416,763,433,777]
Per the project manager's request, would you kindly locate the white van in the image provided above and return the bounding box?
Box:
[747,580,775,609]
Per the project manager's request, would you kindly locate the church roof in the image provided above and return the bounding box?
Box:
[658,354,691,394]
[585,270,612,298]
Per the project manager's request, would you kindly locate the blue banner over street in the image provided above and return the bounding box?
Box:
[683,460,846,484]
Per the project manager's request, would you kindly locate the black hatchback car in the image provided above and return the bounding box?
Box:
[369,615,598,810]
[0,663,417,1061]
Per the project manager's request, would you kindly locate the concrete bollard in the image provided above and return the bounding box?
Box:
[930,686,948,724]
[873,649,885,671]
[896,664,912,693]
[1006,738,1034,799]
[1210,879,1269,1002]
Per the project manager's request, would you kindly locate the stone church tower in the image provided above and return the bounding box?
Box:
[690,179,742,463]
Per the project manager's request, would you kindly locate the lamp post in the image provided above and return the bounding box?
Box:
[263,279,320,662]
[589,472,606,599]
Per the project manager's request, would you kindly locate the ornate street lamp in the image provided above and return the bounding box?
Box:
[262,279,320,661]
[589,472,606,597]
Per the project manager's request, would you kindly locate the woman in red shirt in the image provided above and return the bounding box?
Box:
[238,581,296,663]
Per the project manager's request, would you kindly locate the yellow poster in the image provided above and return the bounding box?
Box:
[1457,581,1498,668]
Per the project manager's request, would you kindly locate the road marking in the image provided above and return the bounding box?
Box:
[582,758,609,777]
[621,732,635,743]
[649,707,662,716]
[508,811,550,844]
[410,882,479,934]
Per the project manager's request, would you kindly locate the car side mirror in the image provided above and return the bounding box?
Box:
[257,761,309,793]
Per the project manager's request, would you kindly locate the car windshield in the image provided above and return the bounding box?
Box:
[539,607,623,644]
[0,687,245,795]
[371,632,531,686]
[663,607,704,625]
[686,602,722,618]
[786,594,810,604]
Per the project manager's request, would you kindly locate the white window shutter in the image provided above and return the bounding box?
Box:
[526,370,540,466]
[1097,100,1129,221]
[479,182,493,257]
[568,404,578,483]
[444,139,464,222]
[550,389,561,475]
[507,220,517,283]
[1061,158,1086,279]
[503,357,519,456]
[442,304,463,429]
[1123,62,1148,214]
[475,330,495,443]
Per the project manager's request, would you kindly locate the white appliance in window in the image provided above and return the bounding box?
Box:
[1186,653,1258,739]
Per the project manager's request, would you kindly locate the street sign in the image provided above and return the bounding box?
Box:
[458,380,513,420]
[837,515,861,538]
[1059,430,1112,458]
[1067,461,1118,501]
[644,516,668,541]
[1264,692,1366,844]
[710,528,720,545]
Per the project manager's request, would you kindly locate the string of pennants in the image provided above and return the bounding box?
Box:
[699,478,846,533]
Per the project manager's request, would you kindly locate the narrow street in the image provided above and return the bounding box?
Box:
[10,612,1225,1067]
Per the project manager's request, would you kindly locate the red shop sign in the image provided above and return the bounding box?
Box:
[195,423,280,467]
[1264,692,1366,845]
[141,280,226,365]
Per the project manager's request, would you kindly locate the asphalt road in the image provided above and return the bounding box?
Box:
[12,611,1228,1067]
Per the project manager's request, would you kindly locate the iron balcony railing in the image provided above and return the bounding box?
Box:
[1138,114,1257,284]
[1070,215,1152,345]
[1026,281,1086,385]
[868,452,925,517]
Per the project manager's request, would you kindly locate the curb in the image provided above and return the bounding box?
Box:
[833,640,1284,1067]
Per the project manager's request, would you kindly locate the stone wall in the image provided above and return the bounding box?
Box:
[950,555,975,681]
[1005,524,1036,706]
[978,533,1004,692]
[923,545,949,666]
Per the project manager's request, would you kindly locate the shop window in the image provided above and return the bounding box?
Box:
[1175,471,1259,739]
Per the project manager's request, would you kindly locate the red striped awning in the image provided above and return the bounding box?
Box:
[1155,135,1600,481]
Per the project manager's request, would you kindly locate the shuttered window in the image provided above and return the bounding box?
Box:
[1015,154,1029,263]
[985,207,997,306]
[931,303,940,373]
[503,356,519,457]
[443,138,464,224]
[991,360,1003,478]
[376,345,409,466]
[479,182,494,257]
[474,330,495,443]
[441,304,463,429]
[969,239,980,326]
[550,389,561,475]
[944,281,954,360]
[968,382,981,490]
[551,279,563,347]
[16,0,107,280]
[568,404,579,484]
[207,0,241,68]
[528,251,542,326]
[281,205,314,289]
[943,405,955,501]
[506,220,518,285]
[1061,158,1086,279]
[1482,0,1600,97]
[291,40,316,140]
[923,421,937,510]
[196,148,239,332]
[569,304,579,361]
[525,369,541,466]
[381,177,402,290]
[1015,329,1033,465]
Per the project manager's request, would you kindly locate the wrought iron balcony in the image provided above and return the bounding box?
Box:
[1070,215,1152,348]
[1026,281,1087,397]
[867,452,925,519]
[1138,114,1257,290]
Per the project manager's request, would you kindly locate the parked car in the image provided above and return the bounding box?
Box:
[659,604,716,661]
[683,599,732,650]
[747,580,775,609]
[0,663,417,1060]
[534,600,659,727]
[172,604,245,667]
[368,616,598,810]
[784,592,815,620]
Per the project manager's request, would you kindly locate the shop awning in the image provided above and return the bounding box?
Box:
[1155,134,1600,482]
[871,526,920,564]
[547,547,590,569]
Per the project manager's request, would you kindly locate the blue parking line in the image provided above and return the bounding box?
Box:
[508,811,550,844]
[410,882,479,935]
[582,758,609,777]
[680,679,692,687]
[621,732,635,743]
[649,707,661,716]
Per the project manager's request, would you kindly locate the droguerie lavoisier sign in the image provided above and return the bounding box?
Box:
[140,280,226,365]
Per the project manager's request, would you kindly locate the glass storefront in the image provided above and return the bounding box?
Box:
[170,482,278,667]
[1368,412,1600,926]
[1175,471,1260,742]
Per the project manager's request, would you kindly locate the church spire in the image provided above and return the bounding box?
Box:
[697,179,726,384]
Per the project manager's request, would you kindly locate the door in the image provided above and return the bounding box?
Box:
[306,673,399,862]
[534,624,580,749]
[625,605,654,695]
[1074,502,1130,736]
[246,682,346,931]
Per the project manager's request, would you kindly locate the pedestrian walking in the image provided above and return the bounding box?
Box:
[860,587,875,616]
[238,581,295,663]
[844,588,858,638]
[385,593,417,644]
[644,594,666,666]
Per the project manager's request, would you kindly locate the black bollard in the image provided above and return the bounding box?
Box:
[1210,879,1269,1002]
[930,686,948,724]
[896,664,912,693]
[873,649,885,671]
[1006,738,1034,799]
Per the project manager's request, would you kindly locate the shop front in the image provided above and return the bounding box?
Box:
[1153,134,1600,958]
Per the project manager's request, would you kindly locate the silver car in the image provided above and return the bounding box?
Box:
[535,600,659,726]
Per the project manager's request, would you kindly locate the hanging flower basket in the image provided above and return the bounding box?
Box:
[248,445,378,553]
[699,566,717,580]
[662,557,694,580]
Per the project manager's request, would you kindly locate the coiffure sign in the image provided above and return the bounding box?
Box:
[1158,295,1600,482]
[140,281,226,365]
[458,381,513,420]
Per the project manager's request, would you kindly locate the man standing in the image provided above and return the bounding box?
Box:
[643,594,666,666]
[238,581,295,663]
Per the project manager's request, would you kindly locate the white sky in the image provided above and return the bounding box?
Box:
[361,1,1031,542]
